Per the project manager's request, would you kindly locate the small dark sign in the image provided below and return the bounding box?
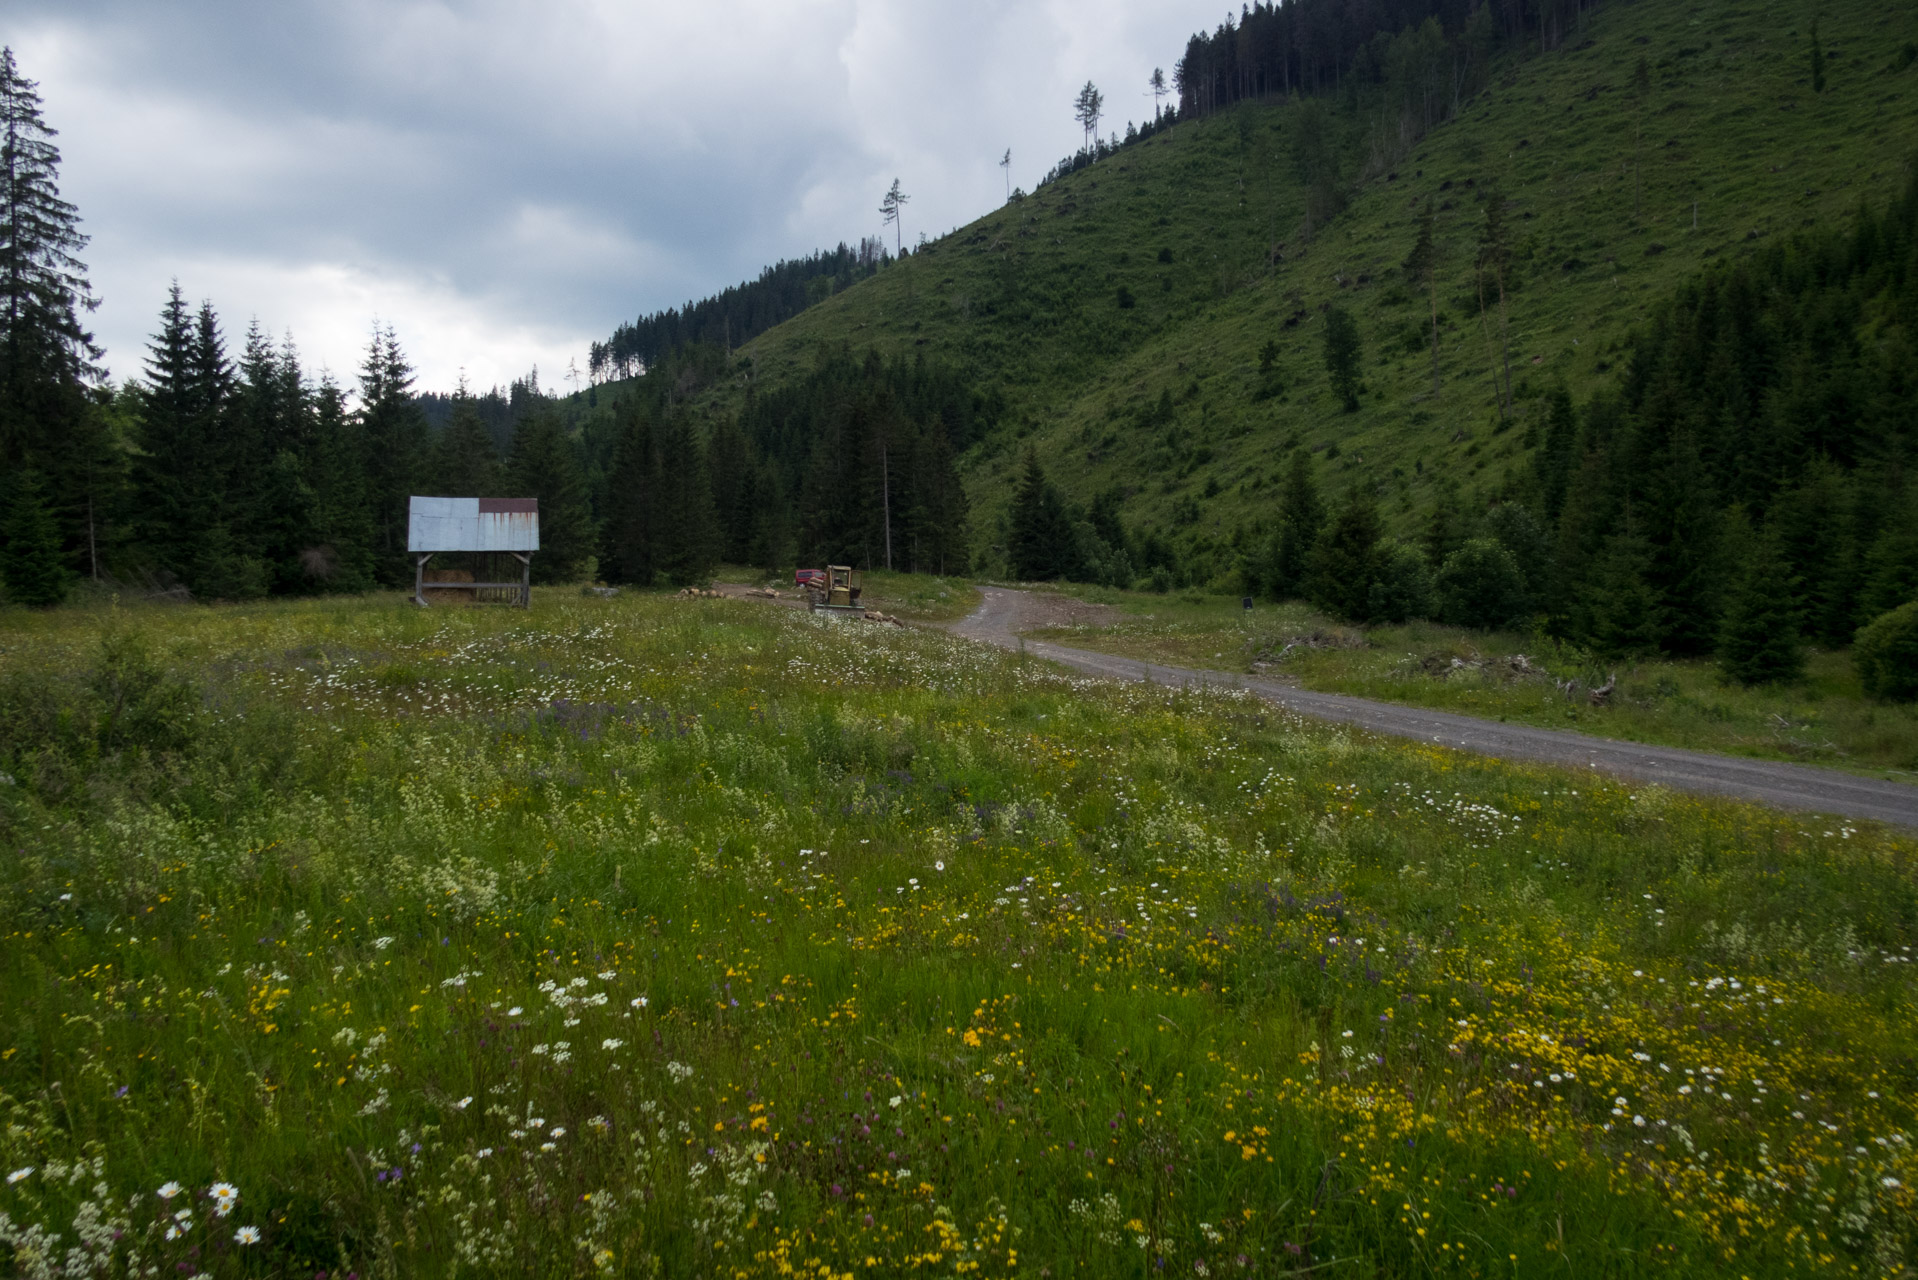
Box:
[1242,596,1253,610]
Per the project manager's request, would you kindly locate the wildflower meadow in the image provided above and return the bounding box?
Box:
[0,592,1912,1277]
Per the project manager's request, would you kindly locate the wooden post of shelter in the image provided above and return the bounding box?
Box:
[407,496,540,608]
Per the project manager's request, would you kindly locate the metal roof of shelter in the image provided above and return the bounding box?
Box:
[407,496,540,553]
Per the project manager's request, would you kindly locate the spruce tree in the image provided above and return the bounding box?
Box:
[1,468,73,605]
[180,301,264,598]
[508,409,593,583]
[1306,488,1382,621]
[1421,485,1470,567]
[1321,306,1362,412]
[1716,516,1804,685]
[232,320,315,592]
[357,325,427,583]
[1536,386,1577,521]
[1588,524,1664,658]
[432,384,505,498]
[706,416,754,564]
[653,414,718,585]
[1263,450,1323,599]
[133,288,242,590]
[306,372,376,591]
[0,47,102,490]
[1768,460,1854,646]
[600,403,660,586]
[1860,497,1918,620]
[1007,449,1075,581]
[742,465,790,575]
[1644,429,1721,655]
[899,421,968,576]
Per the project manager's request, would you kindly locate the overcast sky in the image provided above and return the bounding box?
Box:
[7,1,1224,395]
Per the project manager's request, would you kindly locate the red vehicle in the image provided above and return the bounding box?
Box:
[795,569,826,589]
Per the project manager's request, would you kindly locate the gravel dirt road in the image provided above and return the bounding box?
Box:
[950,587,1918,829]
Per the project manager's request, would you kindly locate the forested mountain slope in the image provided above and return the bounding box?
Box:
[709,0,1917,584]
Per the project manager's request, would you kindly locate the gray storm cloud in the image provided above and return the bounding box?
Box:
[5,0,1221,392]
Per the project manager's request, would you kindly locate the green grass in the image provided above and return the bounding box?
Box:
[666,0,1918,575]
[0,590,1912,1276]
[848,571,981,624]
[1022,585,1918,778]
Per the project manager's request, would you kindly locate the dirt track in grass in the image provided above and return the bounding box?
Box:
[948,587,1918,830]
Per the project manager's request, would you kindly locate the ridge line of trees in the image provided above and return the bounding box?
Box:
[589,239,893,382]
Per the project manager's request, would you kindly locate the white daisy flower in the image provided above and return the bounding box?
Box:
[234,1225,261,1245]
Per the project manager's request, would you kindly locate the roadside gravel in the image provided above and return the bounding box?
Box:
[951,587,1918,829]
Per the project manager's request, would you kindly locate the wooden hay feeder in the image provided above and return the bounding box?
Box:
[407,496,539,607]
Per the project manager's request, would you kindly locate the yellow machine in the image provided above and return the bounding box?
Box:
[806,565,864,614]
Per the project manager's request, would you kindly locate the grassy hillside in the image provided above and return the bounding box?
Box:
[1,593,1913,1275]
[710,0,1918,576]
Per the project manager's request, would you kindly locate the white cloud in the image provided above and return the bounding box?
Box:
[6,0,1220,391]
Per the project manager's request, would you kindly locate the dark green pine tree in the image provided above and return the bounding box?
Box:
[1544,397,1623,637]
[705,415,755,564]
[1588,522,1664,658]
[653,413,719,585]
[1717,514,1805,685]
[899,420,968,576]
[1421,482,1470,567]
[0,45,104,566]
[1643,429,1721,656]
[0,468,73,605]
[1262,450,1324,599]
[740,463,790,575]
[432,382,505,498]
[1088,487,1130,562]
[182,300,263,598]
[306,372,377,591]
[232,320,315,593]
[508,409,593,583]
[1321,305,1363,412]
[1007,449,1077,581]
[133,290,254,594]
[1306,487,1383,621]
[1860,491,1918,620]
[600,403,660,586]
[1535,385,1578,522]
[1767,460,1856,646]
[357,325,428,584]
[131,284,199,580]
